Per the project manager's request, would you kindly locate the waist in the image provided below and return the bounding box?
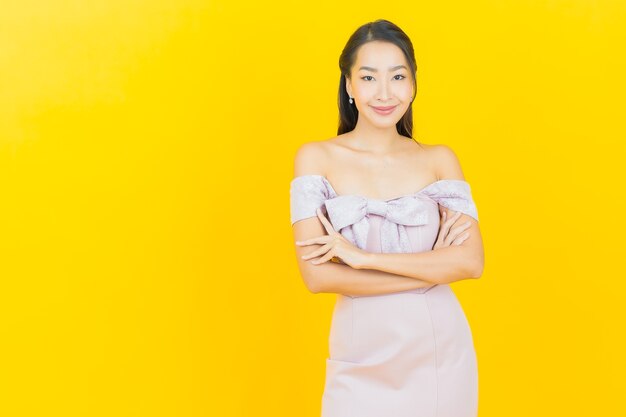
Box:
[342,284,439,299]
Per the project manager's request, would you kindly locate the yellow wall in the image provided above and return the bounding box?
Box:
[1,1,624,415]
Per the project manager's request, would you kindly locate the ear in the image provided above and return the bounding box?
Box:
[345,75,352,97]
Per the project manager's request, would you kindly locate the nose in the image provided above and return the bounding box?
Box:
[377,79,391,102]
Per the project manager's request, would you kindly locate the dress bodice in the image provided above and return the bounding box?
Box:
[290,174,479,254]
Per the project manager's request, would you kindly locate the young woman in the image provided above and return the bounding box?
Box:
[290,19,484,417]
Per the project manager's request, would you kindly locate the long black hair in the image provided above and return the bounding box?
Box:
[337,19,419,142]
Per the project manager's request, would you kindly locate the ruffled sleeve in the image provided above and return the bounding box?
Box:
[422,179,479,222]
[290,175,331,225]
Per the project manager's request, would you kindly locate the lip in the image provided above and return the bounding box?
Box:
[371,105,397,115]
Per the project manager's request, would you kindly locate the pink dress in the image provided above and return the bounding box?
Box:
[290,174,479,417]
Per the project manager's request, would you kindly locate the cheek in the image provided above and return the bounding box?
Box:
[393,84,413,98]
[354,85,376,98]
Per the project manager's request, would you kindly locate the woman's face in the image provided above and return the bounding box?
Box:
[346,40,415,128]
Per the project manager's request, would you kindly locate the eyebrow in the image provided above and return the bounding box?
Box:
[358,65,408,72]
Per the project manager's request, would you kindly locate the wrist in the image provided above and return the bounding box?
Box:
[358,251,377,270]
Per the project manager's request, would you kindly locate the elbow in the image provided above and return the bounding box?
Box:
[469,259,484,279]
[307,283,322,294]
[302,272,325,294]
[296,256,327,293]
[466,247,484,279]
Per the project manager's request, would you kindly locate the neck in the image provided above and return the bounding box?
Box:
[347,118,403,154]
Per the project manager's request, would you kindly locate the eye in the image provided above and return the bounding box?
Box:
[394,74,406,80]
[361,76,374,81]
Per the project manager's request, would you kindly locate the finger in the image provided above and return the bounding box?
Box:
[316,208,335,234]
[435,210,472,249]
[437,211,460,245]
[434,210,463,249]
[447,210,462,225]
[451,220,471,236]
[434,217,451,247]
[301,242,332,260]
[437,210,454,234]
[452,232,470,246]
[311,249,336,265]
[444,221,471,245]
[295,235,330,247]
[442,211,462,233]
[444,224,469,246]
[434,227,446,248]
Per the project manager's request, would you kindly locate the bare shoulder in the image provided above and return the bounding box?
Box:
[429,143,465,180]
[293,138,334,177]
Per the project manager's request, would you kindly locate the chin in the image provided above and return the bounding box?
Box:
[369,115,403,127]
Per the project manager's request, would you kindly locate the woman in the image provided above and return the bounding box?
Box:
[290,19,484,417]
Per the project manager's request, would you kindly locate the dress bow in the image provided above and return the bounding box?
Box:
[324,195,430,253]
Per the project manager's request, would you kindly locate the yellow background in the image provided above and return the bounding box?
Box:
[1,0,625,415]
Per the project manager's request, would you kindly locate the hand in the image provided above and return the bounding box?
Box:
[295,207,370,269]
[433,209,471,250]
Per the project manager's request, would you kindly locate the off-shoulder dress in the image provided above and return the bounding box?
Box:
[290,174,479,417]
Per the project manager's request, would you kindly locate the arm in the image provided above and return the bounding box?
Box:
[291,142,434,296]
[359,144,485,285]
[291,143,483,293]
[358,144,485,284]
[360,218,484,285]
[294,219,434,296]
[295,202,484,293]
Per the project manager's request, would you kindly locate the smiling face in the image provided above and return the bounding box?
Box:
[345,40,416,129]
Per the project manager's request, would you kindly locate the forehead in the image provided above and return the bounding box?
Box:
[354,41,406,67]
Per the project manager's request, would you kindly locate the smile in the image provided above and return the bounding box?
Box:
[371,105,397,115]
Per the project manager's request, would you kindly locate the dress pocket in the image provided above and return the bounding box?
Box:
[322,357,356,417]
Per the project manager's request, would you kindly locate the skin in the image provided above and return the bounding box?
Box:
[298,208,470,268]
[292,40,485,295]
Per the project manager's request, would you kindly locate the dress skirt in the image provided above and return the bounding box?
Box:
[321,286,478,417]
[288,175,481,417]
[320,214,478,417]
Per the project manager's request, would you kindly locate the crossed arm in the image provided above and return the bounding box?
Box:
[291,142,484,296]
[293,205,484,297]
[358,211,484,284]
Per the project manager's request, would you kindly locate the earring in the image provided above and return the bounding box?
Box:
[349,96,353,104]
